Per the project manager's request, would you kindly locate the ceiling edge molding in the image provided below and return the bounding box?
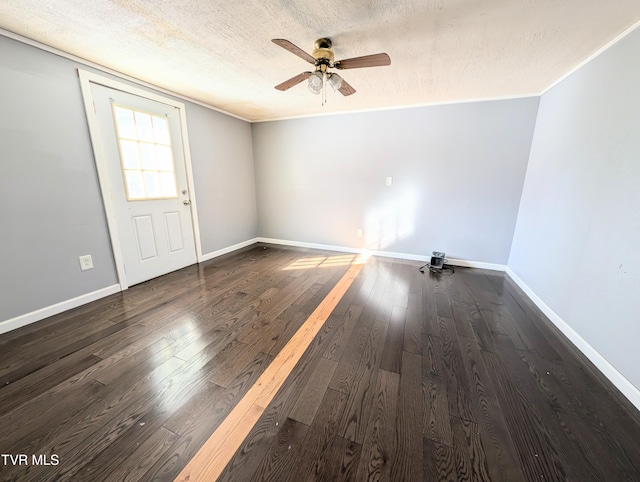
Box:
[0,27,251,123]
[252,93,541,123]
[541,19,640,95]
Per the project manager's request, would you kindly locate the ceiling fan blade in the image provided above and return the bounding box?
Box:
[274,72,312,91]
[272,39,316,64]
[337,77,356,96]
[334,53,391,70]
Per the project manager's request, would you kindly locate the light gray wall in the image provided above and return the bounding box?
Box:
[0,35,257,322]
[509,28,640,389]
[186,105,257,254]
[252,98,539,264]
[0,36,117,321]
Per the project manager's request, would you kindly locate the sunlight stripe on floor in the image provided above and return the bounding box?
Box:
[174,259,366,481]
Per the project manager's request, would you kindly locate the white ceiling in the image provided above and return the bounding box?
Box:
[1,1,639,122]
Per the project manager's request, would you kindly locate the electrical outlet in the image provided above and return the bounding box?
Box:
[79,255,93,271]
[386,176,393,186]
[357,228,363,238]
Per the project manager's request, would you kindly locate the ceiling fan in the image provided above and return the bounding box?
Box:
[272,38,391,100]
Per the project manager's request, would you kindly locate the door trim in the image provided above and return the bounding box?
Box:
[78,69,203,290]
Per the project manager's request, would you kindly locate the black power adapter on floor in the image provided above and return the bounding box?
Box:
[419,251,454,274]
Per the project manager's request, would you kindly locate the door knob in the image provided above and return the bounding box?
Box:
[183,200,191,205]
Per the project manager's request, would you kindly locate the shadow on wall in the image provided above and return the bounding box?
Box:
[364,190,417,250]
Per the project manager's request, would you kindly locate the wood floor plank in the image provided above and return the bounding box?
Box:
[322,304,365,362]
[208,341,261,387]
[338,318,388,444]
[289,357,338,425]
[162,381,226,437]
[322,436,362,482]
[423,437,456,482]
[98,426,179,482]
[390,350,424,481]
[433,278,454,319]
[451,416,491,481]
[265,311,309,357]
[355,369,399,482]
[328,304,378,394]
[424,334,445,377]
[287,388,350,481]
[442,271,479,341]
[457,335,525,481]
[437,316,477,422]
[380,304,406,373]
[423,374,452,445]
[248,418,309,482]
[403,292,422,355]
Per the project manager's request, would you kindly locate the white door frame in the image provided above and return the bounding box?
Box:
[78,69,204,290]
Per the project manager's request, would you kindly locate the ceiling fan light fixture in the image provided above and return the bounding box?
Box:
[327,73,343,91]
[308,71,323,94]
[273,38,389,99]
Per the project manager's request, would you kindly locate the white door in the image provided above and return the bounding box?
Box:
[91,83,197,286]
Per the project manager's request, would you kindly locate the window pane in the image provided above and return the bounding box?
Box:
[156,145,173,171]
[143,171,160,198]
[114,107,137,139]
[135,112,154,142]
[125,170,145,199]
[153,116,171,145]
[159,172,177,197]
[119,139,140,169]
[116,105,178,201]
[139,143,157,170]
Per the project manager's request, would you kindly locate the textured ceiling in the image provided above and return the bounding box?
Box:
[1,1,639,121]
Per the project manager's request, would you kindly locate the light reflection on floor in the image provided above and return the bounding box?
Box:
[151,317,202,412]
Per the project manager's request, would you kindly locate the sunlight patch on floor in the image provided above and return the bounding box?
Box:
[283,254,359,270]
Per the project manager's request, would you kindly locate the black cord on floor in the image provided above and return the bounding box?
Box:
[419,263,455,275]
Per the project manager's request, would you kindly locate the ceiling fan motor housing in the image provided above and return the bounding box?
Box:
[312,37,334,63]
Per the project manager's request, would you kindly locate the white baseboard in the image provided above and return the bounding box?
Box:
[505,267,640,411]
[258,237,365,256]
[446,258,506,272]
[257,237,506,271]
[200,238,259,262]
[0,284,121,336]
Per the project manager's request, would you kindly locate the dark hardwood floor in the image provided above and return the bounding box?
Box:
[1,244,639,481]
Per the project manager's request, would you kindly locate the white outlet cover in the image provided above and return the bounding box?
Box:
[357,229,364,238]
[386,176,393,186]
[79,255,93,271]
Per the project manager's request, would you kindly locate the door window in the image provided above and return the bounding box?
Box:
[112,105,178,200]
